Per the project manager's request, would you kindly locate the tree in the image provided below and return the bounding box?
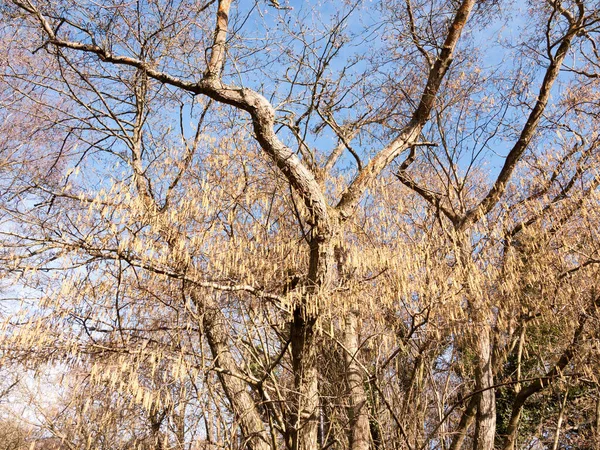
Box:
[1,0,600,449]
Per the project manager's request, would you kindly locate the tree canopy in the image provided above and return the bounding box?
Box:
[1,1,600,449]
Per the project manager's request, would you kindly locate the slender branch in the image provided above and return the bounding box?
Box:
[395,170,460,225]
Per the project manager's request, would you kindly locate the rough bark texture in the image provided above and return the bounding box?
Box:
[290,308,319,450]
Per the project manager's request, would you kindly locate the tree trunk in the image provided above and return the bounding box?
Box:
[473,325,496,450]
[290,305,319,450]
[202,306,271,450]
[289,231,334,450]
[501,397,524,450]
[344,312,370,450]
[450,395,477,450]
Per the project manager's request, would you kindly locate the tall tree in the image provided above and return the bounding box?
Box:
[2,1,600,449]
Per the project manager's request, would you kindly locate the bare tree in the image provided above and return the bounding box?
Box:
[2,1,600,449]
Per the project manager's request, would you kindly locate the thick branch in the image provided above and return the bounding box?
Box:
[205,0,231,78]
[336,0,476,219]
[461,19,581,229]
[15,0,332,231]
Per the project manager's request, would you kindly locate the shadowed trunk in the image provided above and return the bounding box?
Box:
[450,395,477,450]
[289,230,334,450]
[290,306,319,450]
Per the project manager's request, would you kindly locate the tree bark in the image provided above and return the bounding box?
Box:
[289,231,334,450]
[290,307,319,450]
[473,325,496,450]
[344,312,371,450]
[202,305,271,450]
[449,395,477,450]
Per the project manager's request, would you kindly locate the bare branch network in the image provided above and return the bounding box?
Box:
[1,1,600,450]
